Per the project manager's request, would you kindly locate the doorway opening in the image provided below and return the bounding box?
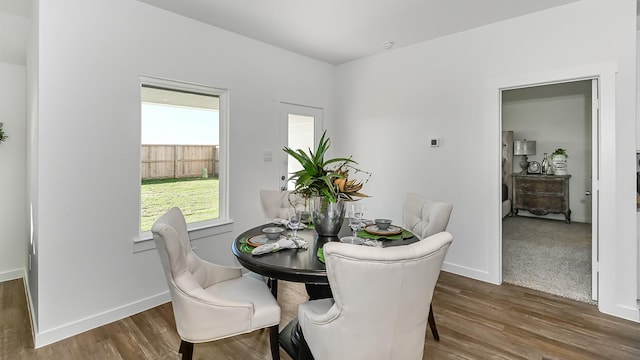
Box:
[500,79,598,304]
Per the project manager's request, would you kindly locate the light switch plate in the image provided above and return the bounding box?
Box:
[263,150,273,162]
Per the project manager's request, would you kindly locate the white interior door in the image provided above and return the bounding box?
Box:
[279,103,323,191]
[591,78,600,301]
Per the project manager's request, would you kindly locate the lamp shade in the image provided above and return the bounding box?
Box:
[513,140,536,156]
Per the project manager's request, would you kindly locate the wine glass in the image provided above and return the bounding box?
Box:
[349,204,364,242]
[288,208,302,240]
[349,212,362,239]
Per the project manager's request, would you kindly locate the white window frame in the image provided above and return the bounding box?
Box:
[134,76,232,252]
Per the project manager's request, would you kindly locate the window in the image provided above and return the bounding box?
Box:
[139,77,228,234]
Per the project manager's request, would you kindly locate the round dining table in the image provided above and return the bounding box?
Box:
[231,221,418,359]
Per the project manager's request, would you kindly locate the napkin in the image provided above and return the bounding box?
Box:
[252,238,308,255]
[271,218,307,230]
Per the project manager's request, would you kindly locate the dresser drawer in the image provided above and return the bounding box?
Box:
[517,178,563,193]
[514,193,566,210]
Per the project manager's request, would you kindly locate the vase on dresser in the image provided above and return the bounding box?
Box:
[552,154,568,175]
[541,153,549,174]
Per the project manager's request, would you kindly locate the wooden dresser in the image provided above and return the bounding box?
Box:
[511,174,571,223]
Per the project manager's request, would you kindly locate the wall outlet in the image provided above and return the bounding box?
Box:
[430,138,440,147]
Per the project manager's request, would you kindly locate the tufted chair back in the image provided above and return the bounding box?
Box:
[402,192,453,239]
[259,189,305,221]
[297,232,453,360]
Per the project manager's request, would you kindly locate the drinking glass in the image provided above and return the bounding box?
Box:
[350,204,364,239]
[349,210,363,239]
[288,209,302,240]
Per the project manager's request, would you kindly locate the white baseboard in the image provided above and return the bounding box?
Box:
[0,268,25,282]
[33,291,171,348]
[599,302,640,323]
[23,274,37,348]
[441,262,494,284]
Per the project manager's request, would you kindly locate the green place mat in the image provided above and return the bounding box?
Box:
[357,229,414,240]
[238,236,254,254]
[316,229,415,262]
[317,247,325,263]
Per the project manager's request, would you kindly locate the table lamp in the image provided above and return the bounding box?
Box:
[514,140,536,173]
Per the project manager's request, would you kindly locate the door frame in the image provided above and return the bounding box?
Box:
[491,62,617,308]
[499,78,599,301]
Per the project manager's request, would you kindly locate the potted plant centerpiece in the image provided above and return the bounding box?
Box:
[551,148,568,175]
[283,131,370,236]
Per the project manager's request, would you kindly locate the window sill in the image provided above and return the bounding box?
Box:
[133,219,234,253]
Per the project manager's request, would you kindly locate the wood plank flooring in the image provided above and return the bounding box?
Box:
[2,272,640,359]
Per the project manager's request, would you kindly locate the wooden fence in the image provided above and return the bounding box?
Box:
[141,145,219,180]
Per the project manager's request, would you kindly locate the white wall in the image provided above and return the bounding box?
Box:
[333,0,638,321]
[0,62,27,281]
[503,80,592,223]
[31,0,334,346]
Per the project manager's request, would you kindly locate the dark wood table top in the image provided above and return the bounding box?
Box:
[231,222,417,285]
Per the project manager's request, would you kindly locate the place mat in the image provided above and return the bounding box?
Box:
[357,228,413,241]
[246,234,284,247]
[237,236,254,254]
[363,224,402,236]
[316,229,413,262]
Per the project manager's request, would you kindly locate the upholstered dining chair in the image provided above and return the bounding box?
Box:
[259,189,305,222]
[152,207,281,360]
[403,192,453,240]
[258,189,306,295]
[297,232,453,360]
[402,192,453,341]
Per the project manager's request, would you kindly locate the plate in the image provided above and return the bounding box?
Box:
[363,224,402,236]
[340,236,364,245]
[247,234,283,247]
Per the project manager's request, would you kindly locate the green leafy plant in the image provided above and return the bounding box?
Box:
[0,122,7,144]
[283,130,370,203]
[552,148,568,157]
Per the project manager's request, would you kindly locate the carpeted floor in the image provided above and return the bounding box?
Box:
[502,216,595,304]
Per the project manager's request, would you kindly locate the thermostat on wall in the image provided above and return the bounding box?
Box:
[430,138,440,147]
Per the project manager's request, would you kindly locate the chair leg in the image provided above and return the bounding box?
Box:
[269,278,279,299]
[428,303,440,341]
[179,340,194,360]
[296,329,314,360]
[269,324,281,360]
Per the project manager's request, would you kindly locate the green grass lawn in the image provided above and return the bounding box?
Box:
[141,177,219,232]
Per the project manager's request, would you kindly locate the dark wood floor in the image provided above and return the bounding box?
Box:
[2,272,640,359]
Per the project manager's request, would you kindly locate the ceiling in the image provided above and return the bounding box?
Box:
[137,0,580,64]
[5,0,638,66]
